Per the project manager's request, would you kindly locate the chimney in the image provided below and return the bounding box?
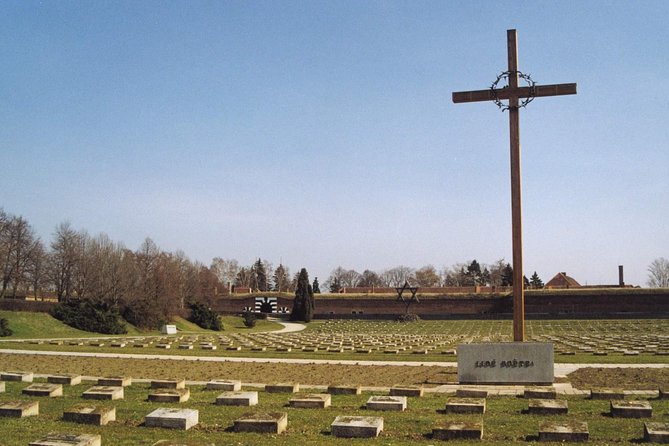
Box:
[618,265,625,287]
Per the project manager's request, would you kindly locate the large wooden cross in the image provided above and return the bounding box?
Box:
[452,29,576,342]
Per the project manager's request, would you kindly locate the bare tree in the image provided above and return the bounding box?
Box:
[49,222,82,302]
[648,257,669,288]
[380,266,415,287]
[357,270,382,288]
[1,214,42,298]
[414,265,440,287]
[440,263,468,286]
[210,257,240,291]
[325,266,361,291]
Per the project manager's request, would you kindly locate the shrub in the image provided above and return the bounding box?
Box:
[396,313,421,323]
[0,318,12,337]
[188,302,223,331]
[53,299,127,334]
[122,299,167,330]
[242,311,257,328]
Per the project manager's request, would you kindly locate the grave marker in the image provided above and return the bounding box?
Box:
[233,412,287,434]
[145,408,198,430]
[23,383,63,397]
[29,433,101,446]
[63,404,116,425]
[331,416,383,438]
[0,400,39,418]
[433,421,483,440]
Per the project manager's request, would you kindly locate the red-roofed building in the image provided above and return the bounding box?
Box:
[545,272,581,289]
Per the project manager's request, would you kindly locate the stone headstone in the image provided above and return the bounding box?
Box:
[389,385,423,397]
[528,399,568,415]
[538,421,588,442]
[446,397,486,414]
[644,422,669,443]
[206,379,241,391]
[48,374,82,385]
[524,386,556,399]
[161,324,177,334]
[289,393,331,409]
[148,388,190,403]
[29,433,101,446]
[433,421,483,440]
[1,371,33,382]
[151,379,186,389]
[590,388,625,400]
[63,404,116,425]
[233,412,288,434]
[82,386,124,400]
[456,388,488,398]
[145,408,199,430]
[0,400,39,418]
[331,416,383,438]
[610,400,652,418]
[23,383,63,397]
[98,377,132,387]
[328,385,361,395]
[458,342,554,384]
[366,395,407,411]
[265,383,299,393]
[216,391,258,406]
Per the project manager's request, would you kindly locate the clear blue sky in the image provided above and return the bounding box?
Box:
[2,1,667,286]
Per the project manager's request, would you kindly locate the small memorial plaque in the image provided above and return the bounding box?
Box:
[458,342,553,384]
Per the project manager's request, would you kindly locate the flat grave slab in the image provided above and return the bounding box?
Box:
[331,415,383,438]
[151,379,186,389]
[233,412,287,434]
[265,383,299,393]
[145,408,199,430]
[148,388,190,403]
[48,374,82,386]
[23,383,63,397]
[1,371,34,382]
[456,388,488,398]
[432,421,483,440]
[110,341,126,347]
[528,399,568,415]
[82,386,124,400]
[98,376,132,387]
[659,389,669,400]
[590,388,625,400]
[29,433,101,446]
[63,404,116,425]
[610,400,652,418]
[289,393,331,409]
[390,385,423,397]
[152,441,215,446]
[0,400,39,418]
[216,391,258,406]
[328,384,361,395]
[524,386,556,399]
[538,421,589,442]
[206,379,241,391]
[446,397,486,414]
[644,422,669,443]
[367,395,407,411]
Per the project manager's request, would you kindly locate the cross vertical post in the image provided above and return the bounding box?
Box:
[507,29,524,342]
[451,29,577,343]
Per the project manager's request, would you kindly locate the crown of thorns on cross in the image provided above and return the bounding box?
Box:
[396,281,419,303]
[490,70,536,111]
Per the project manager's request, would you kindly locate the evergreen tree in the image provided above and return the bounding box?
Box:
[329,276,341,293]
[251,259,267,291]
[501,263,513,286]
[529,271,544,289]
[464,260,483,286]
[523,275,530,289]
[312,277,321,293]
[290,268,314,322]
[272,264,289,292]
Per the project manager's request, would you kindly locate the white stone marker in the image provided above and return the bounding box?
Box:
[327,385,361,395]
[610,400,652,418]
[151,379,186,389]
[446,397,486,414]
[82,386,124,400]
[216,391,258,406]
[538,421,589,442]
[331,416,384,438]
[145,408,199,430]
[63,404,116,425]
[289,393,331,409]
[265,383,299,393]
[29,433,101,446]
[1,371,34,382]
[233,412,288,434]
[48,374,82,385]
[528,399,568,415]
[458,342,554,384]
[98,376,132,387]
[644,422,669,443]
[432,421,483,440]
[23,383,63,397]
[206,379,241,391]
[0,400,39,418]
[389,385,423,397]
[366,396,407,411]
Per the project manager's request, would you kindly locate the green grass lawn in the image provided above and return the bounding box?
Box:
[0,378,665,445]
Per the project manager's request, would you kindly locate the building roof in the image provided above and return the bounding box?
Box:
[545,272,581,289]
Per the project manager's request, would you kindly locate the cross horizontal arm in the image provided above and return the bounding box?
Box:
[452,83,577,104]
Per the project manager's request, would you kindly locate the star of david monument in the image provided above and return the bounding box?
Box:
[452,29,576,384]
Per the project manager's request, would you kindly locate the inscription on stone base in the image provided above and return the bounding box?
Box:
[458,342,553,384]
